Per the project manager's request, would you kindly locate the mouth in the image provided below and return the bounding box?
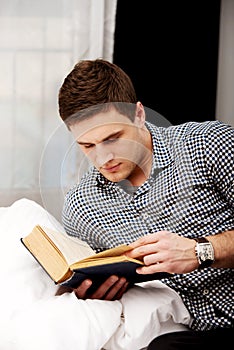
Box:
[102,163,121,173]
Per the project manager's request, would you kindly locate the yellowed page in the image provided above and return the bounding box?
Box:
[93,244,132,258]
[70,255,143,270]
[22,227,69,282]
[39,226,95,265]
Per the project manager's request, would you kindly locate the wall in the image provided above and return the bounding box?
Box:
[113,0,221,125]
[114,0,234,127]
[216,0,234,126]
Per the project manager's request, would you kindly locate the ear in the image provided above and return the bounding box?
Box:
[134,101,146,127]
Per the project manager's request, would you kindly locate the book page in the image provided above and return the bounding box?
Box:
[94,244,132,258]
[40,226,95,266]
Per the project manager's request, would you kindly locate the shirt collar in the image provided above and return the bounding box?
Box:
[146,121,172,171]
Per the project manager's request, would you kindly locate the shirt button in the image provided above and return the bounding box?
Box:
[142,213,149,220]
[203,289,209,295]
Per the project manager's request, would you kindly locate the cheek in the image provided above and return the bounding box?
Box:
[116,140,143,162]
[80,148,97,163]
[112,139,141,158]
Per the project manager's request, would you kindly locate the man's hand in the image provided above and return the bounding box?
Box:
[56,275,129,300]
[125,230,198,274]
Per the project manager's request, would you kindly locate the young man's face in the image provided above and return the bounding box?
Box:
[69,104,152,185]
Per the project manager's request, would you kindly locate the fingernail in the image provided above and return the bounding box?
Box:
[110,276,118,283]
[85,280,92,287]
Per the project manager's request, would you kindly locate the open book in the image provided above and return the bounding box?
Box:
[21,225,170,289]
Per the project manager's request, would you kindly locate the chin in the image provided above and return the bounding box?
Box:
[101,172,126,183]
[105,175,122,183]
[100,164,135,183]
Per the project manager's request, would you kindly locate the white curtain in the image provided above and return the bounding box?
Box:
[0,0,117,221]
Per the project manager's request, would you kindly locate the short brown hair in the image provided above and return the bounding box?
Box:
[58,59,137,126]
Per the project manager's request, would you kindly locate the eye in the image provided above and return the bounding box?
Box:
[82,144,94,149]
[103,138,118,145]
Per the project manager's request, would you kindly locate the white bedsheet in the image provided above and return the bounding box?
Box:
[0,199,191,350]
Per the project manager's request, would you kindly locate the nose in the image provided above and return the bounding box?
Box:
[92,143,114,167]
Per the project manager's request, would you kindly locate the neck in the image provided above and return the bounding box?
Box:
[127,166,151,186]
[128,129,153,186]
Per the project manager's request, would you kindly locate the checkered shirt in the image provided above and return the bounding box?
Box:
[62,120,234,331]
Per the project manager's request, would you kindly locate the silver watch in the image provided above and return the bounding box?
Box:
[194,237,215,269]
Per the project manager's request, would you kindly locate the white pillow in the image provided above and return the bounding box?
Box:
[104,282,190,350]
[0,198,191,350]
[0,198,122,350]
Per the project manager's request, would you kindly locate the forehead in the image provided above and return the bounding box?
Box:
[69,109,134,141]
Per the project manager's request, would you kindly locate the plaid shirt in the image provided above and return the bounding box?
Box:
[62,120,234,331]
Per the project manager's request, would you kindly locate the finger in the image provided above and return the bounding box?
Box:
[143,252,162,266]
[91,275,119,299]
[74,279,92,299]
[137,259,174,274]
[128,232,160,249]
[114,281,129,300]
[136,263,164,275]
[103,277,127,300]
[126,243,159,259]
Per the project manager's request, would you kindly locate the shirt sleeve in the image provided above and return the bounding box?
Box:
[203,121,234,207]
[61,186,103,253]
[61,187,81,237]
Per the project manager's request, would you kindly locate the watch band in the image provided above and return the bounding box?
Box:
[194,237,209,244]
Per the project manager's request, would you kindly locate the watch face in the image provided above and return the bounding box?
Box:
[199,243,213,262]
[195,240,214,269]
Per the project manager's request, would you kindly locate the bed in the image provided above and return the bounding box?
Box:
[0,198,191,350]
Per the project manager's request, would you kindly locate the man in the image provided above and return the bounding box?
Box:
[58,58,234,348]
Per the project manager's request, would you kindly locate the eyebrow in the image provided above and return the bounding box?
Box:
[77,131,121,146]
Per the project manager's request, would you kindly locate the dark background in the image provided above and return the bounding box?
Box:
[113,0,221,125]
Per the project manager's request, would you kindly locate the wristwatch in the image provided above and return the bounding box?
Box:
[194,237,215,269]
